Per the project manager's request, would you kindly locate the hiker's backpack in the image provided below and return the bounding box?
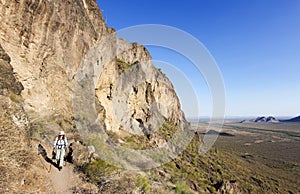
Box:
[56,138,67,149]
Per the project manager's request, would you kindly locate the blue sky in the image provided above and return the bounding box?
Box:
[97,0,300,118]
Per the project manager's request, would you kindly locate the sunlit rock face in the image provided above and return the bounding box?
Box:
[0,0,185,134]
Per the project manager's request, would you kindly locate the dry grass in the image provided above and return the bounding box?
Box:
[0,97,28,191]
[0,96,49,193]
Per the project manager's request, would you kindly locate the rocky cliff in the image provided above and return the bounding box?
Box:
[0,0,186,192]
[0,0,110,119]
[0,0,185,136]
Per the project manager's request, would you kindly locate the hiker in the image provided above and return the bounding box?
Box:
[53,131,68,170]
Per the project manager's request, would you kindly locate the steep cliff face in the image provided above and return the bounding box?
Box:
[0,0,185,135]
[0,0,112,119]
[93,39,184,134]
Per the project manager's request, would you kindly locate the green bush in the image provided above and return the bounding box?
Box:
[175,181,191,194]
[157,121,178,139]
[84,159,118,184]
[116,58,134,74]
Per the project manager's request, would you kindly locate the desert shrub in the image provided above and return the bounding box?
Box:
[9,92,23,103]
[83,159,118,184]
[123,135,135,143]
[156,121,178,139]
[175,181,191,194]
[121,134,149,150]
[120,120,178,150]
[136,176,151,194]
[116,58,135,74]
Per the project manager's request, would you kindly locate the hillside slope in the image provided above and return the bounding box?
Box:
[0,44,52,193]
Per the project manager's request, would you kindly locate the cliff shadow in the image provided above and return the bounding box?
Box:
[38,144,59,169]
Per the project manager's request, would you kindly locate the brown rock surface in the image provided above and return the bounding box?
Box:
[0,0,185,134]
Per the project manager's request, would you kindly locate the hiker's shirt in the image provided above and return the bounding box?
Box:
[54,138,68,150]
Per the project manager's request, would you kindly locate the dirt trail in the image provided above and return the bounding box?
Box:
[36,139,90,194]
[49,163,81,193]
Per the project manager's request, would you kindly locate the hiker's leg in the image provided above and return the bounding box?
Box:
[56,149,61,161]
[59,149,65,167]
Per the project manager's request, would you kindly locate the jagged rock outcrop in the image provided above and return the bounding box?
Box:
[93,39,184,134]
[0,0,185,135]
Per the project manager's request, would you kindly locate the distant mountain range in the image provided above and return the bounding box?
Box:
[281,115,300,122]
[240,115,300,123]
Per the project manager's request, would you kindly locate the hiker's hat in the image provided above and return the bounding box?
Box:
[59,131,65,136]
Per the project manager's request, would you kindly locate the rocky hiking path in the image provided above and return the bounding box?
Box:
[49,162,80,193]
[37,142,79,193]
[36,137,98,193]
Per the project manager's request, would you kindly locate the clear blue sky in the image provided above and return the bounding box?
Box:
[96,0,300,118]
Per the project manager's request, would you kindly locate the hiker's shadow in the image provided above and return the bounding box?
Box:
[38,144,59,169]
